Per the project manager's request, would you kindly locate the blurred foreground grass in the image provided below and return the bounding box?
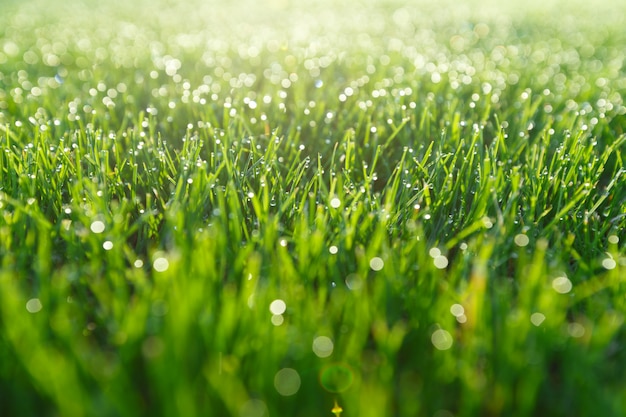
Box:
[0,0,625,416]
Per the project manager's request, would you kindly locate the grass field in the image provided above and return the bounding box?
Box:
[1,0,625,416]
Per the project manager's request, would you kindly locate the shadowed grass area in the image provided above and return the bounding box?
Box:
[0,0,625,416]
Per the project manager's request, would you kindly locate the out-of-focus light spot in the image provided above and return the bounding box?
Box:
[530,312,546,326]
[568,322,585,338]
[434,255,448,269]
[153,257,169,272]
[271,314,284,326]
[26,298,42,313]
[313,336,334,358]
[269,299,286,315]
[345,274,362,290]
[369,257,384,271]
[429,247,441,258]
[90,220,105,233]
[274,368,301,396]
[602,257,616,270]
[431,329,453,350]
[239,399,268,417]
[514,234,530,247]
[552,276,572,294]
[450,304,464,317]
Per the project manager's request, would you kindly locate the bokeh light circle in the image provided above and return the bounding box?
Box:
[319,363,354,393]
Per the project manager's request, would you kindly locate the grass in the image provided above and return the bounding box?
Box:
[0,0,625,416]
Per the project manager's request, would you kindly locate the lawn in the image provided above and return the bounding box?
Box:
[0,0,625,416]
